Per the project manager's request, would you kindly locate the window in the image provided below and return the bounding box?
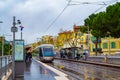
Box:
[81,37,84,41]
[39,48,43,57]
[43,47,54,56]
[111,42,116,48]
[103,43,108,49]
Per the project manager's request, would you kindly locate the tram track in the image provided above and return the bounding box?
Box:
[35,57,120,80]
[54,58,120,68]
[46,62,83,80]
[47,58,120,80]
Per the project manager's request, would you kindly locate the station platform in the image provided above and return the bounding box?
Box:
[13,59,69,80]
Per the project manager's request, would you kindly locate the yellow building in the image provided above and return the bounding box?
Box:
[101,37,120,55]
[57,30,73,48]
[89,36,120,56]
[73,25,88,49]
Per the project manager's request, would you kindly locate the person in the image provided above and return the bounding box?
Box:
[60,50,64,58]
[83,52,87,60]
[68,50,72,59]
[25,47,32,62]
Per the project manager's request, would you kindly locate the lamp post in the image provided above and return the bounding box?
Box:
[11,16,21,79]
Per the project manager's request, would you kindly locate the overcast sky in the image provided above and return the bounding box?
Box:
[0,0,119,44]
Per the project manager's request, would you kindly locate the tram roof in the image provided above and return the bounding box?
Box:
[36,44,54,48]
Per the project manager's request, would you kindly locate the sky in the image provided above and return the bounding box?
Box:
[0,0,119,44]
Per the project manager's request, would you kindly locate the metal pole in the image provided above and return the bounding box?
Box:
[21,31,22,40]
[2,35,4,56]
[88,25,90,55]
[12,16,16,79]
[108,35,110,55]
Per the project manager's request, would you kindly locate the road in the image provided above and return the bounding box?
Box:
[53,59,120,80]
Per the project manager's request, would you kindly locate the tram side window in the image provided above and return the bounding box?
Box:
[39,48,43,57]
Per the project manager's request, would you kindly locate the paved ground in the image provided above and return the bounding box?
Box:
[11,59,69,80]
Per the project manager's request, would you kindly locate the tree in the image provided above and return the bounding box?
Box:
[83,13,106,55]
[82,2,120,55]
[4,44,12,55]
[106,2,120,38]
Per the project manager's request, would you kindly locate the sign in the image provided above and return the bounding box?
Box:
[11,26,18,32]
[15,40,24,61]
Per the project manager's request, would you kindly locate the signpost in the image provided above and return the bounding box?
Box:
[11,16,24,79]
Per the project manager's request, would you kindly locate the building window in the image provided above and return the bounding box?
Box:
[92,44,94,49]
[103,43,108,49]
[81,37,83,41]
[80,33,83,36]
[111,42,116,48]
[78,33,81,36]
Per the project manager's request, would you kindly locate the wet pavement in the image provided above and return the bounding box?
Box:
[23,60,69,80]
[53,59,120,80]
[24,60,57,80]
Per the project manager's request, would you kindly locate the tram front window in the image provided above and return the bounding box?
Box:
[43,48,54,56]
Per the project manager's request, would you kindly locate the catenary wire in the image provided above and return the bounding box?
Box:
[43,0,72,35]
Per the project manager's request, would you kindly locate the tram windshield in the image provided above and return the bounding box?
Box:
[43,47,54,56]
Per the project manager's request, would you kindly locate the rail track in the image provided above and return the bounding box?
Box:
[46,62,84,80]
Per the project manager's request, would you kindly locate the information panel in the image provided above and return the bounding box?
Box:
[15,40,24,61]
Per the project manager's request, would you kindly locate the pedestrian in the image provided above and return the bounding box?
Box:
[25,47,32,62]
[60,50,63,58]
[83,52,87,60]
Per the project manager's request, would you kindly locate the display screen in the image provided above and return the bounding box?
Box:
[15,40,24,61]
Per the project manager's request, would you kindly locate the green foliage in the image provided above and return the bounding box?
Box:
[79,26,88,33]
[0,42,12,56]
[4,44,12,55]
[83,2,120,55]
[106,2,120,38]
[84,2,120,38]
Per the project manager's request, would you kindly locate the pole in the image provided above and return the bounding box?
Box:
[21,31,22,40]
[88,25,90,55]
[2,35,4,56]
[12,16,16,79]
[11,16,19,79]
[108,35,110,55]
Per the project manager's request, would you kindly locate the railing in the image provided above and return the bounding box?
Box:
[0,55,12,79]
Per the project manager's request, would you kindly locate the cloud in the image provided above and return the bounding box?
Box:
[0,0,115,44]
[11,0,66,15]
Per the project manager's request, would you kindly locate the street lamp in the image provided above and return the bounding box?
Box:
[11,16,21,79]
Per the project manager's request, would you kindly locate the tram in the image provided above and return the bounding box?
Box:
[35,44,55,62]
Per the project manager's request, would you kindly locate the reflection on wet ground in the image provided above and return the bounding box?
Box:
[24,60,58,80]
[53,59,120,80]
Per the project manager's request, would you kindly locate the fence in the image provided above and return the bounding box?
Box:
[0,55,12,80]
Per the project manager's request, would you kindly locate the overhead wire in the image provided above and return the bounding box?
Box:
[43,0,72,35]
[65,0,117,30]
[42,0,118,37]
